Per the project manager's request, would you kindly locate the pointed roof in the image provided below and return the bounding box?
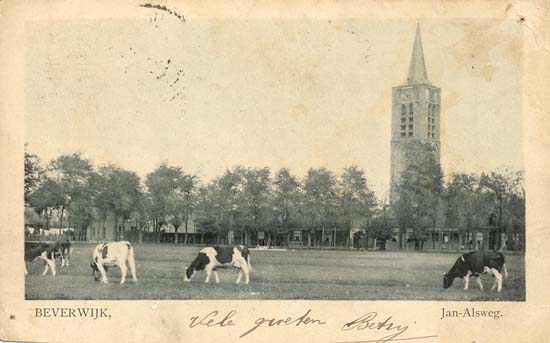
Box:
[406,24,430,85]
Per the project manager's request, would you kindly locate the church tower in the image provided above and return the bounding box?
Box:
[390,24,441,203]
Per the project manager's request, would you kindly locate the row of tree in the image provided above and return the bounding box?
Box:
[394,142,525,250]
[24,148,377,246]
[24,142,525,250]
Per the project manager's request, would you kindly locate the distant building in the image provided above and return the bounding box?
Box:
[390,24,441,204]
[86,212,128,242]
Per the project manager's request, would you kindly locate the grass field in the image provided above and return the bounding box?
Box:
[25,243,525,301]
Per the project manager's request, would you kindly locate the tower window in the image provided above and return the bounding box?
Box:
[408,132,413,137]
[401,125,406,130]
[409,125,413,130]
[401,132,406,138]
[408,103,413,115]
[401,104,406,116]
[401,118,406,124]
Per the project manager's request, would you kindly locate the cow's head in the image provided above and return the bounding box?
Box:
[443,255,466,289]
[184,265,195,282]
[442,272,454,289]
[184,252,209,282]
[90,262,100,281]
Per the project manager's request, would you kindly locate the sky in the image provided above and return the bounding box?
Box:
[24,17,523,197]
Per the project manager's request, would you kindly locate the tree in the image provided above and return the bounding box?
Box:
[216,167,246,244]
[369,195,393,250]
[479,168,524,250]
[24,146,45,206]
[303,168,337,247]
[145,163,195,243]
[338,166,376,248]
[92,165,143,241]
[194,182,221,244]
[240,167,272,245]
[49,153,94,235]
[394,141,443,249]
[444,173,486,249]
[272,168,301,225]
[172,173,196,244]
[29,178,64,229]
[270,168,301,246]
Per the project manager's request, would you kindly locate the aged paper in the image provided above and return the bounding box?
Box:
[1,0,549,342]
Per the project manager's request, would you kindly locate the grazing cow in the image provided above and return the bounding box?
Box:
[184,246,251,284]
[443,251,509,292]
[24,242,59,276]
[54,239,71,267]
[90,241,137,284]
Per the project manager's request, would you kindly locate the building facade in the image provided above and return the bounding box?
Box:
[390,25,441,203]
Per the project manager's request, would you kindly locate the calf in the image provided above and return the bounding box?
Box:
[184,246,251,284]
[90,241,137,284]
[24,242,59,276]
[443,251,509,292]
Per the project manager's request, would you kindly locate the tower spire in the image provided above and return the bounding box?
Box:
[406,23,430,85]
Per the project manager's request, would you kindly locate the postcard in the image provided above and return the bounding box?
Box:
[1,0,549,342]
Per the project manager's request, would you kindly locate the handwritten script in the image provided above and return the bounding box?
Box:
[340,312,437,342]
[188,309,437,342]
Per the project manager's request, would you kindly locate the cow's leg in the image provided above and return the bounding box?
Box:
[464,272,470,290]
[491,268,500,292]
[213,270,220,284]
[41,263,49,276]
[186,270,196,282]
[119,261,128,285]
[61,255,66,268]
[241,262,250,285]
[96,262,109,283]
[493,269,503,292]
[47,258,56,276]
[235,269,243,284]
[204,264,213,283]
[128,256,137,282]
[475,276,484,290]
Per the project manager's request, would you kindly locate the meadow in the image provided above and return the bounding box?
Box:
[25,243,525,301]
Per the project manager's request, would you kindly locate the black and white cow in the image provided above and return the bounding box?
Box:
[184,246,251,284]
[90,241,137,284]
[443,251,508,292]
[24,242,60,276]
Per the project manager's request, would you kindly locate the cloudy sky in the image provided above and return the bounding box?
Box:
[24,16,523,196]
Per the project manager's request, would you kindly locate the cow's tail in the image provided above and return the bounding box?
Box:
[127,242,138,281]
[127,243,135,263]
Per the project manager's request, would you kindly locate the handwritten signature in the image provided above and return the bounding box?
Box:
[340,312,437,343]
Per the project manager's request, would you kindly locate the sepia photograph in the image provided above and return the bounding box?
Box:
[21,14,526,302]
